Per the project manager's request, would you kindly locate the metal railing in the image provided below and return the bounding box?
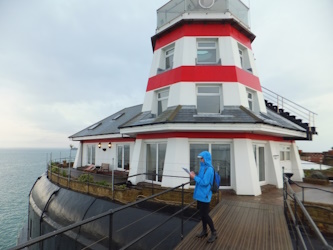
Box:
[282,170,333,249]
[262,86,317,129]
[47,162,191,197]
[12,181,198,250]
[157,0,249,29]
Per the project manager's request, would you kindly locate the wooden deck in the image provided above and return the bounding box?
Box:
[175,198,293,250]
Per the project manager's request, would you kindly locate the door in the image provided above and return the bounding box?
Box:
[146,143,166,183]
[253,145,266,184]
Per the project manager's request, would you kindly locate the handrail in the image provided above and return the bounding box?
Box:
[262,86,317,128]
[12,181,195,250]
[282,171,333,250]
[289,179,333,204]
[262,86,318,115]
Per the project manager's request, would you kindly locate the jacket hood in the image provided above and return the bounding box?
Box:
[198,151,212,166]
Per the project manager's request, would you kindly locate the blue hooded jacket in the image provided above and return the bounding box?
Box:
[193,151,214,203]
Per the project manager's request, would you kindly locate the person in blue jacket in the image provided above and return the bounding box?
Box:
[190,151,217,243]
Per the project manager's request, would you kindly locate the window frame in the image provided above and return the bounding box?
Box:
[238,43,252,73]
[146,142,167,183]
[196,85,222,114]
[165,47,174,71]
[196,39,218,65]
[247,90,254,111]
[87,145,96,165]
[117,144,130,170]
[156,88,169,116]
[280,145,291,161]
[189,142,231,187]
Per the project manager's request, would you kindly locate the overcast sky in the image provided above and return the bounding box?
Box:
[0,0,332,152]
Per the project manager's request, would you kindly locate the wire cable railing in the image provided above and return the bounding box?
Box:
[282,168,333,250]
[12,179,199,250]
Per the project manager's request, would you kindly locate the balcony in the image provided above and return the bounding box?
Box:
[157,0,249,29]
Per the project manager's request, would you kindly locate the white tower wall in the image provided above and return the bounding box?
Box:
[161,138,191,188]
[233,139,261,196]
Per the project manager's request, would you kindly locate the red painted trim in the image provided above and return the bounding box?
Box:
[81,138,135,144]
[146,66,261,92]
[137,132,287,142]
[154,23,252,51]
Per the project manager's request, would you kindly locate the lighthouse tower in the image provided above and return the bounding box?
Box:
[118,0,314,195]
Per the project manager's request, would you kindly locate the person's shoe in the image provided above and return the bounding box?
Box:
[207,231,217,243]
[196,230,208,238]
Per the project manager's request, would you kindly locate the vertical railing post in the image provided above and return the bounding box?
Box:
[112,158,115,201]
[276,95,279,113]
[151,174,154,195]
[181,184,184,240]
[109,213,113,250]
[294,193,298,249]
[68,162,70,189]
[87,173,90,194]
[302,187,305,204]
[282,167,287,214]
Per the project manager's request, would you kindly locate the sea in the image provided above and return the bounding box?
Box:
[0,148,74,249]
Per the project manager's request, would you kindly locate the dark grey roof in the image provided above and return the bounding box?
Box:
[120,105,306,132]
[69,104,142,138]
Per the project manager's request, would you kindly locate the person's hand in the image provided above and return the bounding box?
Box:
[190,171,196,179]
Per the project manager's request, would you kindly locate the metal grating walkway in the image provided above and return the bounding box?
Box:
[175,199,293,250]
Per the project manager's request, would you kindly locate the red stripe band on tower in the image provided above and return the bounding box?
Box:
[153,23,252,51]
[137,132,289,142]
[146,66,261,92]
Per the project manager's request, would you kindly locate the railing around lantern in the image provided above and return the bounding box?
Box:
[157,0,249,29]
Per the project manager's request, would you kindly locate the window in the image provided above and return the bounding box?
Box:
[238,43,252,72]
[190,143,231,186]
[197,85,221,114]
[112,113,124,120]
[247,91,253,111]
[280,146,291,161]
[117,145,130,170]
[88,122,101,130]
[146,143,167,182]
[165,47,174,70]
[197,39,218,64]
[157,88,169,116]
[253,145,265,182]
[157,44,175,73]
[239,48,244,68]
[87,145,96,165]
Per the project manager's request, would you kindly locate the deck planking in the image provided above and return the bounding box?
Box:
[175,199,293,250]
